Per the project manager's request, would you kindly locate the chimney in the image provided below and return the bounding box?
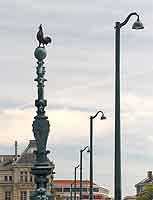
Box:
[15,141,18,160]
[29,140,36,146]
[147,171,152,180]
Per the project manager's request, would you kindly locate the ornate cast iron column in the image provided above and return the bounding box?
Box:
[30,25,53,200]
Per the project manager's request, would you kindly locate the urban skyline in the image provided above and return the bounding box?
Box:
[0,0,153,197]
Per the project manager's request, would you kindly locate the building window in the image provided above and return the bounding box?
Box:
[20,176,23,182]
[94,194,103,199]
[20,172,23,182]
[82,194,89,199]
[20,191,27,200]
[30,172,33,182]
[63,188,70,192]
[83,188,88,192]
[9,176,12,182]
[25,172,28,182]
[4,176,8,181]
[93,188,99,192]
[5,191,11,200]
[71,188,75,192]
[137,186,140,194]
[75,188,80,192]
[55,187,62,192]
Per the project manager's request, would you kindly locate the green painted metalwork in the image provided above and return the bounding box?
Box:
[30,26,54,200]
[80,146,89,200]
[114,13,143,200]
[89,111,106,200]
[74,164,80,200]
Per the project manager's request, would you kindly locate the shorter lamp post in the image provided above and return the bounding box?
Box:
[80,146,89,200]
[70,182,74,200]
[74,164,80,200]
[89,111,106,200]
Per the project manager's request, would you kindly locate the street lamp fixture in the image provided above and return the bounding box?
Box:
[80,146,89,200]
[132,17,144,30]
[89,111,106,200]
[74,164,80,200]
[114,12,144,200]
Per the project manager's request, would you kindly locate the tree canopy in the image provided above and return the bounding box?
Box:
[136,185,153,200]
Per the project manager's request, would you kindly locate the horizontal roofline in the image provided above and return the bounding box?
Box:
[53,180,97,185]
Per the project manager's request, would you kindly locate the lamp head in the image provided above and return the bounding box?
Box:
[132,18,144,30]
[100,114,107,120]
[87,147,90,153]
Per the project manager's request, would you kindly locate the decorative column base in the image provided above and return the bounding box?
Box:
[30,191,53,200]
[30,164,54,200]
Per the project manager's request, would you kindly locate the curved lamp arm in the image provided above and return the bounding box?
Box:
[81,146,89,153]
[120,12,139,28]
[75,164,80,169]
[90,110,106,120]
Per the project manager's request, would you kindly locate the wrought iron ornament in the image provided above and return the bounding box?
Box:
[37,24,52,47]
[31,25,54,200]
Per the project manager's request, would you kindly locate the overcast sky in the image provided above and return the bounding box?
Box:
[0,0,153,197]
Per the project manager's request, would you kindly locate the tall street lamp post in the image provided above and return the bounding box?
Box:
[30,25,53,200]
[114,13,144,200]
[89,111,106,200]
[74,164,80,200]
[80,146,89,200]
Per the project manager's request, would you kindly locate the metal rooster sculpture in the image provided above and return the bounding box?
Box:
[37,24,52,47]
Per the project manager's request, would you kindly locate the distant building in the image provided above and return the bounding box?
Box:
[0,140,54,200]
[0,140,111,200]
[123,170,153,200]
[53,180,111,200]
[135,171,153,195]
[123,196,136,200]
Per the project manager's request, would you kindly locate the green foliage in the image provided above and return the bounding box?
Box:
[55,195,64,200]
[52,189,64,200]
[136,185,153,200]
[136,196,144,200]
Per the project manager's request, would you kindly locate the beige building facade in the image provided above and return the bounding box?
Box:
[0,140,54,200]
[0,140,111,200]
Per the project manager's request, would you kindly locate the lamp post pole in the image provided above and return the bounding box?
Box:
[89,111,106,200]
[74,164,80,200]
[80,146,89,200]
[114,13,144,200]
[70,183,74,200]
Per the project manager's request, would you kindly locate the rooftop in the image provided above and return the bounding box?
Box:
[53,180,97,187]
[16,140,36,165]
[135,171,153,186]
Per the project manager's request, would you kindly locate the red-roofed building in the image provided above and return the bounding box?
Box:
[53,180,111,200]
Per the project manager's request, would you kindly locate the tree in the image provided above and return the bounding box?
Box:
[136,185,153,200]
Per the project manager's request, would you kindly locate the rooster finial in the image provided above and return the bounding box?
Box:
[36,24,52,47]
